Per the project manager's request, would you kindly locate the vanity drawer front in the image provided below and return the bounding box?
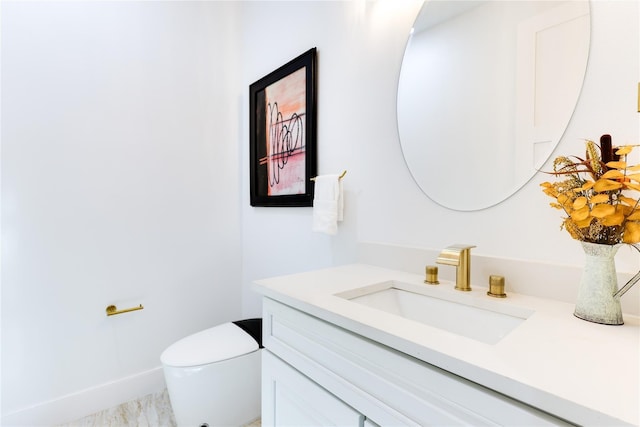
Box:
[263,298,571,427]
[262,350,364,427]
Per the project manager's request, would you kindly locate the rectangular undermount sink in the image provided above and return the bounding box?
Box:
[336,281,534,344]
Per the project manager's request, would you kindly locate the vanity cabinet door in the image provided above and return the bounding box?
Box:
[262,350,363,427]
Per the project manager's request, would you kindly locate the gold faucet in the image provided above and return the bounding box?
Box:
[436,244,476,291]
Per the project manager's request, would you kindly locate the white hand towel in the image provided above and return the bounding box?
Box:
[337,177,344,221]
[312,174,343,235]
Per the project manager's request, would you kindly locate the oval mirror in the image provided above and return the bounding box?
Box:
[397,0,590,211]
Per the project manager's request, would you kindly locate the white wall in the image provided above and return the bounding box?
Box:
[240,0,639,317]
[1,0,638,424]
[1,1,242,424]
[240,1,425,316]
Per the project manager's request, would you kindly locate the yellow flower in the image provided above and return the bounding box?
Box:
[594,179,622,192]
[623,222,640,243]
[542,139,640,244]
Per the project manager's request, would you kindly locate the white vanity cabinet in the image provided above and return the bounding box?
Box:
[261,298,570,427]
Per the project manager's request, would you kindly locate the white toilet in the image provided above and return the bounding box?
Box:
[161,319,262,427]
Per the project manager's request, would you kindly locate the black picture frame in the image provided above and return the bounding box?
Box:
[249,48,317,207]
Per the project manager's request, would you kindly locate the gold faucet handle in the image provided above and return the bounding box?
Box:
[425,265,439,284]
[487,275,507,298]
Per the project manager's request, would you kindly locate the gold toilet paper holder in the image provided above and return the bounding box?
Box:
[106,304,144,316]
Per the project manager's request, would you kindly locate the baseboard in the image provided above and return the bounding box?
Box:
[1,367,166,426]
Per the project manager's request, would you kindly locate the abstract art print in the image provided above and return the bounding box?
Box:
[249,48,317,207]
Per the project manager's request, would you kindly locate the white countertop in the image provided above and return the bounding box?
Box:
[253,264,640,426]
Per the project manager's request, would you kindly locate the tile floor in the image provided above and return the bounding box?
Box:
[58,388,261,427]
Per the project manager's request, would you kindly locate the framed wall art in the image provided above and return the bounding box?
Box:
[249,48,317,207]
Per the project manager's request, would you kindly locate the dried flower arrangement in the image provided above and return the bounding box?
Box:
[540,134,640,245]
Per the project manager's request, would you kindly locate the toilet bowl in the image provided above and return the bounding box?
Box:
[161,319,262,427]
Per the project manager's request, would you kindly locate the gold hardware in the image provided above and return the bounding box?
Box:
[106,304,144,316]
[424,265,439,284]
[487,275,507,298]
[311,170,347,181]
[436,244,476,291]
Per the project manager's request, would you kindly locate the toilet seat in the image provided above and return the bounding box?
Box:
[160,322,259,368]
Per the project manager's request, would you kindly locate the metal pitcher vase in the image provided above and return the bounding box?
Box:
[574,241,640,325]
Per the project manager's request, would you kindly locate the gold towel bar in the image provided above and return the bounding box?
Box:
[106,304,144,316]
[311,170,347,181]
